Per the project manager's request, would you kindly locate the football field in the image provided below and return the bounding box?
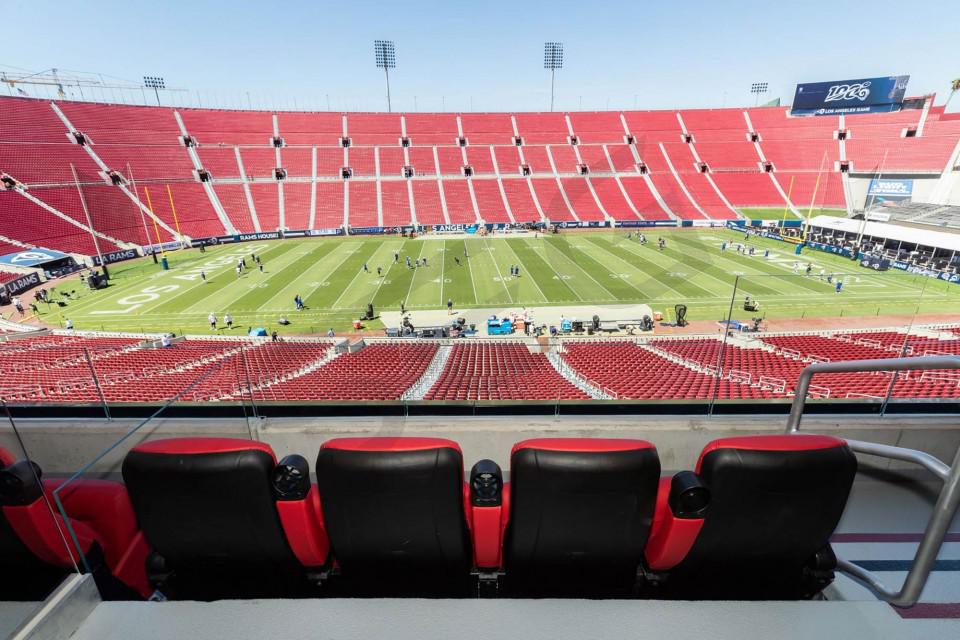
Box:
[35,229,960,335]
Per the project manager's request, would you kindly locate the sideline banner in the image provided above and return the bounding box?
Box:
[1,271,42,296]
[92,248,139,266]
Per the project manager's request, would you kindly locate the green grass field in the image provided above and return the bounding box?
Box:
[34,229,960,335]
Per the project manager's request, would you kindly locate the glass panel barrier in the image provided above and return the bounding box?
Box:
[0,401,81,638]
[46,351,256,602]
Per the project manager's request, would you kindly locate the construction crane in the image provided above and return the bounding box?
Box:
[1,67,183,103]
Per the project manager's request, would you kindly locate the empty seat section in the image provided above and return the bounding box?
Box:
[619,176,670,220]
[693,141,759,171]
[74,184,158,245]
[347,181,378,228]
[405,113,459,145]
[530,178,575,222]
[411,180,445,224]
[250,183,280,231]
[493,145,523,176]
[711,173,786,208]
[315,437,472,594]
[181,110,272,146]
[408,146,437,176]
[501,179,541,223]
[436,146,466,176]
[381,180,412,226]
[281,147,312,179]
[775,172,846,208]
[0,142,108,186]
[568,112,626,144]
[679,109,747,142]
[646,435,856,599]
[283,182,311,230]
[278,112,343,146]
[95,145,194,182]
[315,181,345,228]
[214,183,257,233]
[377,146,407,178]
[460,113,514,145]
[515,113,568,144]
[197,146,241,179]
[578,145,613,173]
[258,344,438,400]
[425,343,588,401]
[316,147,345,178]
[472,179,511,223]
[520,146,552,175]
[607,143,640,172]
[678,172,737,220]
[647,171,704,220]
[0,190,121,255]
[464,145,496,174]
[0,97,72,143]
[548,145,579,174]
[347,147,376,177]
[346,113,401,146]
[560,178,606,221]
[591,177,638,220]
[122,438,326,599]
[504,438,660,595]
[442,178,477,224]
[561,342,760,400]
[238,147,277,179]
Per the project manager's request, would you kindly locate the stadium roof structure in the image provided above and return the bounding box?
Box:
[808,214,960,251]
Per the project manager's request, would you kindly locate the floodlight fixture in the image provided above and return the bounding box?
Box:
[544,42,564,111]
[750,81,769,106]
[375,40,396,112]
[143,76,165,105]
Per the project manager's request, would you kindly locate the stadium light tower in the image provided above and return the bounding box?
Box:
[750,81,769,106]
[374,40,396,112]
[544,42,563,112]
[143,76,165,106]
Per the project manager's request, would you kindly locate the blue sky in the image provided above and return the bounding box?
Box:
[3,0,959,112]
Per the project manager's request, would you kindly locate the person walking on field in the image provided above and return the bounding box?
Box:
[447,298,454,315]
[225,314,233,330]
[201,271,207,282]
[208,313,217,330]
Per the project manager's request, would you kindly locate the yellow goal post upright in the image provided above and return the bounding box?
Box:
[141,186,166,258]
[780,175,796,226]
[801,152,828,244]
[165,184,184,247]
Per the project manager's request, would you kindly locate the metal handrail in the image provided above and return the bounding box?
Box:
[785,355,960,608]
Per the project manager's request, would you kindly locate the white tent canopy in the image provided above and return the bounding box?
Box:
[807,215,960,252]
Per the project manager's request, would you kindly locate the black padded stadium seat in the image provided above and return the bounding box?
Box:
[503,438,661,596]
[647,434,857,600]
[316,437,473,595]
[122,437,327,600]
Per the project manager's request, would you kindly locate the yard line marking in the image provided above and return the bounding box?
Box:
[482,237,514,303]
[534,238,618,300]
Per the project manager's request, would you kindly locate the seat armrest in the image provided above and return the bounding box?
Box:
[470,460,504,569]
[645,472,710,571]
